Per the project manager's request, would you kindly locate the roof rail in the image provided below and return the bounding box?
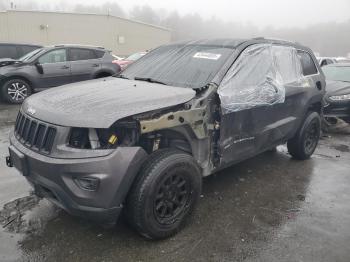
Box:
[252,37,298,44]
[53,44,105,49]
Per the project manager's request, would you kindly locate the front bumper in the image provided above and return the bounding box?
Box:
[324,99,350,122]
[7,132,147,223]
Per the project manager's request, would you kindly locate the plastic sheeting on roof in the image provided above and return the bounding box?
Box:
[218,44,304,113]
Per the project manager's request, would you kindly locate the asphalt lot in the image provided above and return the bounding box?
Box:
[0,103,350,262]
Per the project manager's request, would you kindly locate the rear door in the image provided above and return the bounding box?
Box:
[36,48,72,88]
[295,49,325,116]
[69,48,101,82]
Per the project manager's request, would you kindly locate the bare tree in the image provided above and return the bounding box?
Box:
[130,5,160,25]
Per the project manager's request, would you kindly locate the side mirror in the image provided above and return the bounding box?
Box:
[34,61,43,74]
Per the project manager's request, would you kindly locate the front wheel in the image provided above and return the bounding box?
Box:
[1,79,32,104]
[125,149,202,239]
[287,112,321,160]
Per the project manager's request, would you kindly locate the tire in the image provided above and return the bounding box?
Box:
[125,149,202,239]
[95,72,112,79]
[287,112,321,160]
[1,78,32,104]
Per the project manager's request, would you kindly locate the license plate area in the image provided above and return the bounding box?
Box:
[8,146,28,176]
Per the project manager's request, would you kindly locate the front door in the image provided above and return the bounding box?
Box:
[36,48,71,88]
[217,44,306,167]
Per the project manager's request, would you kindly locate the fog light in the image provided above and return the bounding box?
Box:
[75,177,100,191]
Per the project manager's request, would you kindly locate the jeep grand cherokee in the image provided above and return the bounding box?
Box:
[6,38,325,239]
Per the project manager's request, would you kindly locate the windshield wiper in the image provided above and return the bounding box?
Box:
[115,74,130,79]
[134,77,166,85]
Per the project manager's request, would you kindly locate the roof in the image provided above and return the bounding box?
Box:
[51,44,106,49]
[167,37,303,49]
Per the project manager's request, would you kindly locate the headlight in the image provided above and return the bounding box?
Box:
[68,120,139,150]
[68,127,117,149]
[329,94,350,101]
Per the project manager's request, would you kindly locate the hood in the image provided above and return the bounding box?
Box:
[22,77,196,128]
[325,80,350,96]
[0,58,20,67]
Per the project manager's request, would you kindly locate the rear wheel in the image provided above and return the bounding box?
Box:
[287,112,321,160]
[125,149,202,239]
[1,78,32,104]
[95,72,112,79]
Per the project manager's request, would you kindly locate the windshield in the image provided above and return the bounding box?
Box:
[125,52,146,61]
[323,65,350,82]
[120,44,234,88]
[19,48,45,62]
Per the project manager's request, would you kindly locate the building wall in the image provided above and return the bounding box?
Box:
[0,10,171,56]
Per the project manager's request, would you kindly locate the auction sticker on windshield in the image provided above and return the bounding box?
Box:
[193,52,222,60]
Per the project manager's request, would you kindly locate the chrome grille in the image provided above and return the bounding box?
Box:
[14,111,57,154]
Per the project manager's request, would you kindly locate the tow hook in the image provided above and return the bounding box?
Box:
[6,156,13,167]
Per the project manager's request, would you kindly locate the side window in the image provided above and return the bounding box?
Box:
[320,59,327,67]
[95,50,105,59]
[272,45,303,85]
[0,45,18,59]
[70,48,97,61]
[39,49,67,64]
[218,44,286,113]
[297,51,318,76]
[218,44,305,113]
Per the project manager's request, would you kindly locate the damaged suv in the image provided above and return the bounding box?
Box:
[6,38,325,239]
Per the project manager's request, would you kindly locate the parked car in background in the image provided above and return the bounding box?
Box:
[113,51,147,70]
[317,57,337,67]
[322,63,350,123]
[0,43,42,59]
[6,38,325,239]
[112,54,125,60]
[335,57,350,63]
[0,45,121,103]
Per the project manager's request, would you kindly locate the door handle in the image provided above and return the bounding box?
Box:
[61,65,70,69]
[316,81,322,91]
[92,64,99,67]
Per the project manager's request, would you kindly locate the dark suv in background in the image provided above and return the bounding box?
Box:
[0,45,121,103]
[0,43,42,59]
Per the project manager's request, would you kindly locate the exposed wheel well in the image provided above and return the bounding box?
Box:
[308,102,322,114]
[94,71,112,79]
[139,129,193,155]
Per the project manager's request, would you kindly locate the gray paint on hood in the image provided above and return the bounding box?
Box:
[22,77,196,128]
[325,80,350,96]
[0,58,18,67]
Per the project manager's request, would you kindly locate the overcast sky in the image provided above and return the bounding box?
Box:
[7,0,350,28]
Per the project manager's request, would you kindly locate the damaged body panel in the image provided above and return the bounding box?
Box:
[22,77,196,128]
[6,38,325,239]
